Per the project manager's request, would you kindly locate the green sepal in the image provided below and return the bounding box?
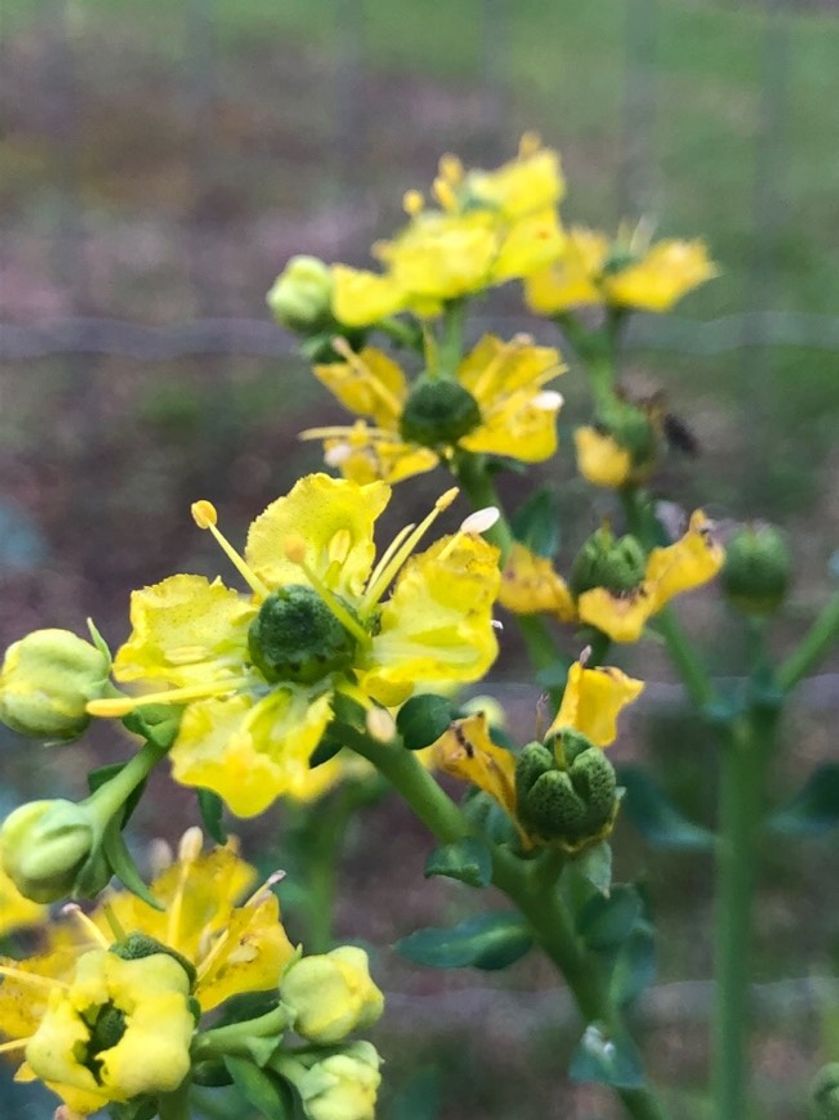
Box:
[86,617,113,666]
[511,486,561,558]
[608,922,656,1008]
[768,765,839,837]
[577,885,643,952]
[396,694,454,750]
[191,1061,234,1087]
[197,788,227,845]
[224,1056,294,1120]
[424,837,492,888]
[617,766,714,851]
[569,1021,646,1089]
[395,911,533,971]
[107,1097,158,1120]
[571,839,612,896]
[100,819,164,910]
[122,704,182,751]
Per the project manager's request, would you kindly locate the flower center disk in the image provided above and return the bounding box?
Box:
[248,584,359,685]
[399,376,481,448]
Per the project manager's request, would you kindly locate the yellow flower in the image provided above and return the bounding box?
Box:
[574,426,634,489]
[525,226,716,314]
[433,712,520,832]
[86,475,499,815]
[546,660,644,747]
[0,855,47,937]
[330,265,405,328]
[279,1040,382,1120]
[303,334,564,485]
[500,511,723,643]
[463,133,565,219]
[280,946,383,1044]
[24,949,193,1112]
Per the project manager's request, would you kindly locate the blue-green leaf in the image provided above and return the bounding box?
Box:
[768,765,839,836]
[573,840,612,896]
[395,912,533,971]
[609,923,656,1007]
[197,789,227,845]
[577,885,643,951]
[569,1022,646,1089]
[617,766,714,851]
[396,695,454,751]
[424,837,492,888]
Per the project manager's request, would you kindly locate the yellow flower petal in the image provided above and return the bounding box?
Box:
[574,426,633,489]
[492,208,566,282]
[314,346,407,430]
[113,574,254,687]
[169,689,333,817]
[457,334,562,400]
[645,509,724,608]
[360,535,500,706]
[377,211,499,301]
[524,227,609,313]
[0,858,47,937]
[322,424,439,485]
[577,585,657,643]
[433,713,518,820]
[462,388,561,461]
[330,265,405,327]
[498,543,575,621]
[245,473,390,597]
[0,948,76,1043]
[466,146,564,219]
[548,661,644,747]
[603,239,717,312]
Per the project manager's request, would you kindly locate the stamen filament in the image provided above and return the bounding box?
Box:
[102,903,127,944]
[283,540,372,647]
[167,827,203,954]
[364,522,417,600]
[362,488,459,610]
[62,904,111,950]
[87,677,250,718]
[331,337,404,418]
[0,1037,31,1053]
[191,501,270,600]
[0,966,68,991]
[299,425,394,442]
[243,870,285,908]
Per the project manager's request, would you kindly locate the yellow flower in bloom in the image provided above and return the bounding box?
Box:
[463,133,565,219]
[433,712,520,831]
[574,426,634,489]
[86,475,499,815]
[500,511,723,643]
[0,829,294,1113]
[330,265,405,329]
[302,334,564,485]
[0,855,47,937]
[546,660,644,747]
[525,226,716,314]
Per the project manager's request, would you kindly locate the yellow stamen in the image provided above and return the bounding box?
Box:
[459,507,500,535]
[282,539,372,647]
[518,131,542,158]
[438,153,464,185]
[87,677,249,718]
[61,904,111,949]
[403,189,424,216]
[243,869,285,908]
[432,176,458,212]
[167,827,203,954]
[0,966,68,991]
[364,521,417,600]
[331,337,405,418]
[361,487,459,611]
[0,1037,31,1054]
[300,424,394,442]
[191,500,270,599]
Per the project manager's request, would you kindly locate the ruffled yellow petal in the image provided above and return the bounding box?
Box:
[245,473,390,597]
[360,535,500,707]
[577,585,657,643]
[461,388,561,461]
[433,714,518,821]
[524,227,609,313]
[197,893,296,1011]
[574,426,633,489]
[603,239,717,312]
[169,689,333,817]
[112,575,253,687]
[645,509,724,608]
[457,334,562,400]
[0,948,76,1042]
[377,211,498,301]
[498,543,576,621]
[548,661,644,747]
[491,209,566,282]
[321,422,439,485]
[466,145,564,218]
[330,265,405,327]
[314,346,407,430]
[0,859,47,936]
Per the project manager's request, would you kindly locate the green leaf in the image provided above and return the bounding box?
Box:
[573,840,612,896]
[617,766,714,851]
[395,912,533,971]
[609,923,656,1008]
[511,486,561,558]
[578,886,642,951]
[225,1056,293,1120]
[197,789,227,845]
[569,1022,645,1090]
[425,837,492,888]
[768,765,839,836]
[396,694,454,751]
[101,822,163,910]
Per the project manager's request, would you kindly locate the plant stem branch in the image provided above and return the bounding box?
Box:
[85,740,166,827]
[777,590,839,693]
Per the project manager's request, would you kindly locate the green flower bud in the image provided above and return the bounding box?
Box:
[280,946,384,1044]
[399,376,481,448]
[1,799,95,903]
[277,1041,382,1120]
[721,523,790,616]
[596,398,657,467]
[810,1063,839,1120]
[0,628,110,741]
[267,256,334,333]
[569,527,647,597]
[248,585,358,685]
[515,735,618,850]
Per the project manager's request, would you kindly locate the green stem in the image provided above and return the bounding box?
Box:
[653,607,717,712]
[157,1076,192,1120]
[378,316,423,351]
[439,299,466,375]
[348,734,669,1120]
[85,739,166,828]
[192,1004,291,1062]
[777,590,839,693]
[711,709,776,1120]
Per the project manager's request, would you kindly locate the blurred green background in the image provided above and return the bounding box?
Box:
[1,1,838,1117]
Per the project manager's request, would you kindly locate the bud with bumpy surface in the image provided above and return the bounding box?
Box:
[569,527,646,598]
[721,523,790,616]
